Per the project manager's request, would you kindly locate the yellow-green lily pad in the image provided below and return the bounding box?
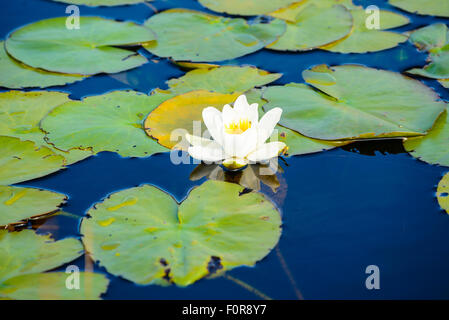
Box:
[404,109,449,167]
[0,230,108,300]
[0,91,92,165]
[0,186,66,227]
[143,9,286,62]
[322,9,409,53]
[50,0,148,6]
[0,136,65,185]
[437,173,449,213]
[198,0,299,16]
[0,42,86,89]
[81,180,281,286]
[41,90,172,157]
[166,66,282,95]
[263,65,446,140]
[267,3,353,51]
[389,0,449,18]
[439,79,449,88]
[6,17,154,75]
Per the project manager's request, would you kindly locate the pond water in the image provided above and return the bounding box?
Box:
[2,0,449,299]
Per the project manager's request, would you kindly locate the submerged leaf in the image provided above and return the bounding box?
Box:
[263,65,446,140]
[81,180,281,286]
[404,109,449,167]
[0,136,65,185]
[0,186,66,227]
[41,91,172,158]
[198,0,299,16]
[143,9,286,62]
[6,17,154,75]
[389,0,449,18]
[0,42,86,89]
[437,173,449,214]
[0,91,92,165]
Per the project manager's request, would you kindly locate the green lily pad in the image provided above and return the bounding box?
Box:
[50,0,147,6]
[0,186,66,227]
[0,91,92,165]
[404,109,449,167]
[143,9,286,62]
[5,17,154,75]
[267,4,353,51]
[0,230,108,300]
[166,66,282,95]
[0,136,65,185]
[81,180,281,286]
[322,9,409,53]
[0,42,86,89]
[389,0,449,18]
[439,79,449,88]
[263,65,446,140]
[198,0,299,16]
[41,90,172,157]
[437,173,449,214]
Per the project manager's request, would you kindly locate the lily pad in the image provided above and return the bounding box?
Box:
[50,0,148,6]
[404,109,449,167]
[267,3,353,51]
[0,42,86,89]
[389,0,449,18]
[437,173,449,214]
[0,136,65,185]
[322,9,409,53]
[0,91,92,165]
[143,9,286,62]
[81,180,281,286]
[263,65,446,140]
[41,90,172,157]
[198,0,299,16]
[0,230,108,300]
[5,17,154,75]
[166,66,281,95]
[439,79,449,88]
[0,186,66,227]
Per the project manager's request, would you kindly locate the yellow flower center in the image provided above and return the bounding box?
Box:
[224,119,251,135]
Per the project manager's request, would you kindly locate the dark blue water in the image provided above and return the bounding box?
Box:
[2,0,449,299]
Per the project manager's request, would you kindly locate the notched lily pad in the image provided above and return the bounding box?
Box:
[0,230,108,300]
[437,173,449,213]
[41,90,172,158]
[143,9,286,62]
[389,0,449,18]
[0,136,65,185]
[0,42,86,89]
[0,91,92,165]
[6,17,155,75]
[263,65,446,140]
[81,180,281,286]
[0,186,66,227]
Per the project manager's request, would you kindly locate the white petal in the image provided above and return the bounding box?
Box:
[202,107,223,145]
[247,141,286,162]
[247,103,259,125]
[222,157,248,170]
[185,133,222,149]
[222,104,236,126]
[222,126,258,159]
[233,94,250,113]
[188,145,225,163]
[257,107,283,145]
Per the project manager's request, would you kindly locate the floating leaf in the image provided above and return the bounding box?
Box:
[0,136,65,185]
[0,186,66,227]
[0,42,86,89]
[50,0,148,6]
[439,79,449,88]
[267,4,353,51]
[6,17,154,75]
[404,109,449,167]
[198,0,299,16]
[81,180,281,286]
[0,91,92,165]
[389,0,449,18]
[143,9,286,62]
[0,230,108,300]
[263,65,446,140]
[437,173,449,214]
[166,66,281,95]
[322,9,409,53]
[41,90,172,157]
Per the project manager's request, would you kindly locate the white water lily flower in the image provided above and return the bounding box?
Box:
[186,94,287,170]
